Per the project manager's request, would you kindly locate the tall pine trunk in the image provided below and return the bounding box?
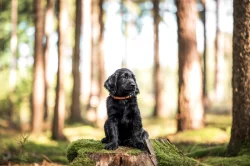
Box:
[82,0,92,104]
[176,0,204,131]
[70,0,83,122]
[44,0,55,121]
[152,0,164,117]
[10,0,18,91]
[228,0,250,156]
[97,0,105,99]
[32,0,45,134]
[214,0,224,100]
[120,0,127,68]
[86,0,105,125]
[96,0,105,127]
[87,0,98,113]
[52,0,66,140]
[201,0,207,107]
[9,0,18,122]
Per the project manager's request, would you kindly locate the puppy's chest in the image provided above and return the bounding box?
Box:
[116,101,131,115]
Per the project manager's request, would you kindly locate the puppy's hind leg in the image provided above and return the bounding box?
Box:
[141,129,149,140]
[101,137,109,143]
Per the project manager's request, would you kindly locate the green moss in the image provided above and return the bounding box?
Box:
[151,139,204,166]
[238,142,250,156]
[66,139,104,162]
[66,139,143,165]
[168,128,229,144]
[203,155,250,166]
[187,145,227,158]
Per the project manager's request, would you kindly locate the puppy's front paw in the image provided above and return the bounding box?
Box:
[135,141,146,151]
[105,142,118,150]
[123,139,133,146]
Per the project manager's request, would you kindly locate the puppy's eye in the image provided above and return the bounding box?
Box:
[124,74,128,79]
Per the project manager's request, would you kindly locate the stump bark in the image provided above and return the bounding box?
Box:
[66,139,201,166]
[88,151,156,166]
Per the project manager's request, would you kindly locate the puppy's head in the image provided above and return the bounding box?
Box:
[104,68,140,96]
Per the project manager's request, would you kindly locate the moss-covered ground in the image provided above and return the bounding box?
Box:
[1,114,250,165]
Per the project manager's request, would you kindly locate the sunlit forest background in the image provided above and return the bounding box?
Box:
[1,0,247,165]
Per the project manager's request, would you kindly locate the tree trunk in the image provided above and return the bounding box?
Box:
[152,0,164,117]
[120,0,128,68]
[32,0,45,134]
[44,0,56,121]
[97,0,105,99]
[52,0,66,140]
[9,0,18,122]
[201,0,208,108]
[86,0,104,124]
[96,0,106,127]
[70,0,83,122]
[228,0,250,156]
[214,0,224,101]
[82,0,92,104]
[86,0,98,118]
[176,0,204,131]
[10,0,18,91]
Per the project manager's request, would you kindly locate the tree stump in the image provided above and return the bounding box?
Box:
[66,139,201,166]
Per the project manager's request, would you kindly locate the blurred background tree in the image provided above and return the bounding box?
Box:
[175,0,204,130]
[70,0,82,123]
[44,0,56,121]
[32,0,45,134]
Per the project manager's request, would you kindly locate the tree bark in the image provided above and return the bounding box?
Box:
[96,0,106,127]
[52,0,66,140]
[201,0,208,108]
[176,0,204,131]
[86,0,105,124]
[86,0,98,115]
[32,0,45,134]
[10,0,18,91]
[152,0,164,117]
[70,0,83,122]
[44,0,56,121]
[214,0,224,100]
[120,0,128,68]
[9,0,18,122]
[228,0,250,156]
[97,0,105,99]
[81,0,92,104]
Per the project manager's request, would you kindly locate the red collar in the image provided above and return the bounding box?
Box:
[110,95,133,100]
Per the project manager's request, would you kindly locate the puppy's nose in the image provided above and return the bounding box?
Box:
[130,83,136,88]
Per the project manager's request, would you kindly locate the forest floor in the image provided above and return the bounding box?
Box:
[1,113,249,166]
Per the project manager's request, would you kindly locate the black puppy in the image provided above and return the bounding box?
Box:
[101,68,149,150]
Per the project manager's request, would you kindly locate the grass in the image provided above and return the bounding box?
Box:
[1,113,250,166]
[0,133,69,165]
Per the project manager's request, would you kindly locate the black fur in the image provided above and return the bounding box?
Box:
[101,68,149,150]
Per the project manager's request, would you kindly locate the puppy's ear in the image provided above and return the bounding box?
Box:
[132,74,140,94]
[104,73,118,94]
